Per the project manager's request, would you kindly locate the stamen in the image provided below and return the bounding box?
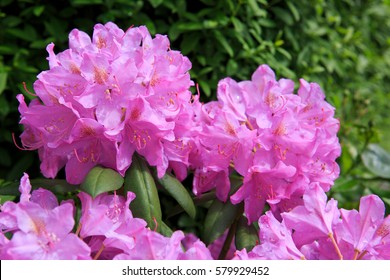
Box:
[196,83,201,96]
[75,222,82,237]
[328,232,343,260]
[357,250,368,260]
[123,25,135,38]
[245,119,254,130]
[22,82,37,97]
[353,249,360,260]
[73,148,86,163]
[12,133,35,151]
[93,244,105,260]
[153,217,158,232]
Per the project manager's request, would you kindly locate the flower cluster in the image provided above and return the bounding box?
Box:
[10,22,389,260]
[234,184,390,260]
[17,22,196,184]
[191,65,341,222]
[0,174,212,260]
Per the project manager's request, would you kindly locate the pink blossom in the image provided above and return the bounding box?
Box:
[78,191,146,252]
[334,195,390,259]
[282,184,340,248]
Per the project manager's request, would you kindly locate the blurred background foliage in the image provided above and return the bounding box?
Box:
[1,0,390,214]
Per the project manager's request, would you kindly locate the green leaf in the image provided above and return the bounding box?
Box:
[226,59,238,76]
[286,1,300,21]
[7,154,34,181]
[0,195,16,204]
[159,221,173,237]
[361,144,390,178]
[382,197,390,210]
[177,22,204,31]
[33,5,45,17]
[247,0,266,17]
[148,0,163,8]
[0,71,7,95]
[0,95,10,117]
[124,154,162,230]
[71,0,103,4]
[271,7,293,26]
[235,216,259,251]
[213,30,234,57]
[198,80,211,97]
[180,33,200,54]
[80,166,124,198]
[168,24,180,41]
[155,171,197,219]
[203,199,239,245]
[332,178,359,192]
[155,173,196,219]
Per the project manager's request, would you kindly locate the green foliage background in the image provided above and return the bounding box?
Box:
[1,0,390,213]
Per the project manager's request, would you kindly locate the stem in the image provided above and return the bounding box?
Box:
[217,203,244,260]
[93,244,105,260]
[328,232,343,260]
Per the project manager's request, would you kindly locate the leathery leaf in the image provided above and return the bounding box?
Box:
[80,166,124,198]
[203,199,239,245]
[124,154,162,231]
[156,171,197,219]
[235,216,259,251]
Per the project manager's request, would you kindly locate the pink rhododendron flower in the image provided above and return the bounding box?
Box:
[282,184,340,248]
[78,191,146,255]
[334,195,390,260]
[17,22,195,184]
[234,211,304,260]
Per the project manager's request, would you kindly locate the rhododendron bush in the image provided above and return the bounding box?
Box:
[1,22,389,260]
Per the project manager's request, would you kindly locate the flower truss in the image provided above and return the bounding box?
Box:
[191,64,341,223]
[17,22,196,184]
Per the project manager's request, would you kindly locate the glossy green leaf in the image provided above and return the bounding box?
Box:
[124,154,162,230]
[80,166,124,198]
[213,30,234,57]
[235,217,259,251]
[159,221,173,237]
[33,5,45,17]
[362,144,390,178]
[156,171,196,219]
[332,178,359,192]
[286,1,300,21]
[148,0,163,8]
[0,195,16,204]
[203,199,239,245]
[0,72,7,95]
